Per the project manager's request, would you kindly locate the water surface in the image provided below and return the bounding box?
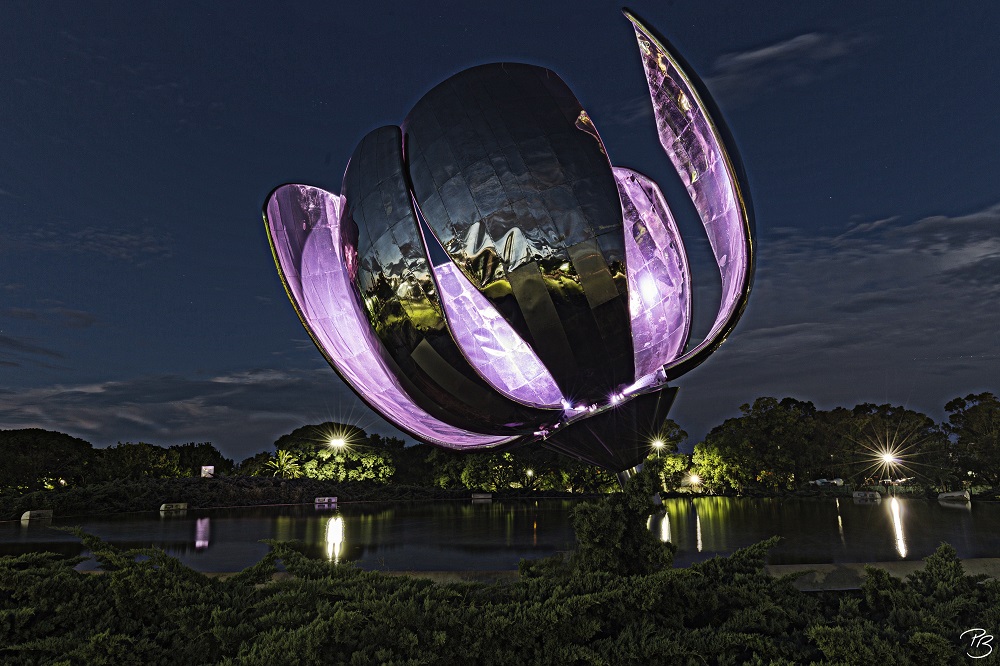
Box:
[3,497,998,572]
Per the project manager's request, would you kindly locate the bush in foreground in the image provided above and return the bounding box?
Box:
[3,533,995,664]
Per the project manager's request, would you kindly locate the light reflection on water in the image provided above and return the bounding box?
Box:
[325,516,344,563]
[3,497,1000,572]
[890,498,907,558]
[835,499,846,547]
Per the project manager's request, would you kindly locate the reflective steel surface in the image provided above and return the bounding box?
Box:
[404,63,634,401]
[624,10,754,379]
[263,12,755,471]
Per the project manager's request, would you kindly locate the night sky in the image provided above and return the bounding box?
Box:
[2,1,998,461]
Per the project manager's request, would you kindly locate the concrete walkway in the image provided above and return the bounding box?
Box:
[185,560,1000,590]
[764,558,1000,591]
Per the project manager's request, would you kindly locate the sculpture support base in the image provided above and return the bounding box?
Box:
[616,464,643,488]
[541,387,678,472]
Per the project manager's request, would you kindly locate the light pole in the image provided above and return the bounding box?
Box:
[651,439,665,458]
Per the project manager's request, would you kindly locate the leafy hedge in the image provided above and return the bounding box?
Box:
[2,533,994,664]
[0,476,586,521]
[2,467,997,664]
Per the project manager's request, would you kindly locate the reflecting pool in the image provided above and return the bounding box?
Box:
[2,497,999,572]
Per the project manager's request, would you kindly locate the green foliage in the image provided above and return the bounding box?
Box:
[0,430,236,497]
[692,398,820,494]
[645,452,691,492]
[686,397,983,496]
[266,450,303,479]
[806,543,998,665]
[0,428,95,494]
[0,477,476,521]
[841,403,949,486]
[2,490,996,664]
[9,390,1000,508]
[273,422,395,483]
[96,442,183,481]
[170,442,235,477]
[945,392,1000,486]
[565,464,674,576]
[236,451,274,477]
[424,444,616,494]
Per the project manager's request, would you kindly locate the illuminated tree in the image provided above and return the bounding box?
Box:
[265,450,302,479]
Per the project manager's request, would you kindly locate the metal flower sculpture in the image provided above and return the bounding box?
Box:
[263,10,754,473]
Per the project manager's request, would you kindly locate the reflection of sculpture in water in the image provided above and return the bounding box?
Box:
[263,10,754,474]
[195,517,210,550]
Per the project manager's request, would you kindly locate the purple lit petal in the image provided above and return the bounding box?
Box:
[614,167,691,377]
[265,184,514,449]
[432,260,564,409]
[628,17,753,374]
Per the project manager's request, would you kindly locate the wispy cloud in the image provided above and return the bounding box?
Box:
[599,30,869,125]
[705,31,869,104]
[1,307,99,329]
[9,225,172,263]
[673,202,1000,443]
[0,368,402,461]
[599,94,654,127]
[0,335,64,359]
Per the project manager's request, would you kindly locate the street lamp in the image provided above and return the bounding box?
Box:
[880,451,900,495]
[651,439,665,458]
[328,437,347,449]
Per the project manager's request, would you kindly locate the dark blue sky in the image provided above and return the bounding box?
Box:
[2,1,998,460]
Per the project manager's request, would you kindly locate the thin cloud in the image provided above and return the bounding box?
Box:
[1,308,41,321]
[672,202,1000,444]
[599,94,654,127]
[706,31,869,105]
[0,335,64,359]
[10,224,172,263]
[0,368,404,461]
[50,308,100,329]
[1,307,99,328]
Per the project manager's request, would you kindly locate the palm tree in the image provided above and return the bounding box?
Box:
[265,450,302,479]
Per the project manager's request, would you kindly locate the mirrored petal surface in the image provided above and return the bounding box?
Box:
[424,217,565,409]
[265,184,515,449]
[614,167,691,378]
[404,63,634,401]
[341,126,557,434]
[626,11,754,377]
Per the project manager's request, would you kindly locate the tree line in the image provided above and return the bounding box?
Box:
[686,393,1000,495]
[0,422,620,497]
[3,391,998,497]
